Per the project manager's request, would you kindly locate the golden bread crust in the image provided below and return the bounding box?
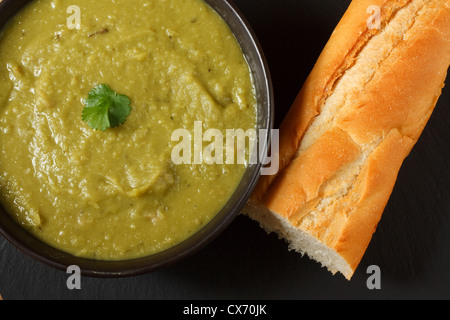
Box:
[248,0,450,279]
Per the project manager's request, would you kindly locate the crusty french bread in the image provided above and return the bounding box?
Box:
[244,0,450,280]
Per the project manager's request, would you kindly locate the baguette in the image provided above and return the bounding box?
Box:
[244,0,450,280]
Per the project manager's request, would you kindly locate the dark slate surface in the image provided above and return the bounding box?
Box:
[0,0,449,300]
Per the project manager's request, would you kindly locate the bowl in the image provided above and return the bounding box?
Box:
[0,0,273,277]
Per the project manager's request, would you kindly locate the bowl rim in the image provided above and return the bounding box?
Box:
[0,0,274,278]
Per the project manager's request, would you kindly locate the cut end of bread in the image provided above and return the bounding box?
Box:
[243,202,354,280]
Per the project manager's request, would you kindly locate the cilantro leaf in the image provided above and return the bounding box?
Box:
[82,84,131,131]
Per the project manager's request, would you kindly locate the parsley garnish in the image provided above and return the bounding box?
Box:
[82,84,132,131]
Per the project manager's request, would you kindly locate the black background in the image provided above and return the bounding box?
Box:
[0,0,449,300]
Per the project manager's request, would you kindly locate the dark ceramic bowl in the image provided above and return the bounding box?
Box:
[0,0,273,277]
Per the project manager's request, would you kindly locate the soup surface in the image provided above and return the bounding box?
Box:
[0,0,256,260]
